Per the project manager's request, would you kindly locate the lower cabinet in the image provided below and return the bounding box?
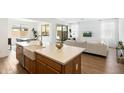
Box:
[36,53,81,74]
[36,60,46,74]
[64,55,81,74]
[24,56,35,74]
[16,45,23,61]
[73,56,81,74]
[36,60,60,74]
[24,53,81,74]
[46,65,60,74]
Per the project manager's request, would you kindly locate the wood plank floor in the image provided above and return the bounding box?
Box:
[81,48,124,74]
[0,51,28,74]
[0,48,124,74]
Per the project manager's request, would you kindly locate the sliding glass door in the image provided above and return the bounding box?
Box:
[56,25,68,42]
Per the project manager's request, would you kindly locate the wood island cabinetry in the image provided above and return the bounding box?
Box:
[36,53,81,74]
[16,42,84,74]
[16,44,25,67]
[24,56,35,74]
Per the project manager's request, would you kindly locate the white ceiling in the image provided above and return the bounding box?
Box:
[57,18,84,23]
[57,18,108,23]
[13,18,116,24]
[9,18,39,23]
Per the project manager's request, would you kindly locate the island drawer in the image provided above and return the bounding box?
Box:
[36,53,62,72]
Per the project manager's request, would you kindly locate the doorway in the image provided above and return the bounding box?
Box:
[56,25,68,43]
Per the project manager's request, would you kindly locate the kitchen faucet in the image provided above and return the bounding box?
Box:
[37,35,43,46]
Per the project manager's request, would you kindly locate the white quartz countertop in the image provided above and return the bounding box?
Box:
[35,45,85,65]
[16,41,44,60]
[23,45,44,60]
[16,42,30,47]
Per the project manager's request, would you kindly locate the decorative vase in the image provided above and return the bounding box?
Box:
[56,42,63,49]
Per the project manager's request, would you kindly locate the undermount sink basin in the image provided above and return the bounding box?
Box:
[23,45,45,60]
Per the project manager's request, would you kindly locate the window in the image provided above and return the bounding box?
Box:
[101,19,119,47]
[11,25,29,38]
[41,24,49,36]
[101,21,115,40]
[69,23,79,38]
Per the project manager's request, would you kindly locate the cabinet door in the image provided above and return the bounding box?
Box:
[24,56,32,73]
[36,60,60,74]
[73,55,81,74]
[45,65,60,74]
[64,62,73,74]
[36,60,46,74]
[31,62,35,74]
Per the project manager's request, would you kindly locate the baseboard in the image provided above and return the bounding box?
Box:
[83,52,107,58]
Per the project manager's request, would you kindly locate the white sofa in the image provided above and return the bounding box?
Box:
[64,40,108,56]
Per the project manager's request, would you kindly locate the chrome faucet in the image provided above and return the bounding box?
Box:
[39,35,43,46]
[35,35,43,46]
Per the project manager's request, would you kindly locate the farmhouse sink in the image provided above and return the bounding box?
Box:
[23,45,45,60]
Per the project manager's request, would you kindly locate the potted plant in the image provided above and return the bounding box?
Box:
[32,28,38,40]
[117,41,124,59]
[118,41,124,49]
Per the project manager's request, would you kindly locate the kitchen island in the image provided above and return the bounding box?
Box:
[16,42,85,74]
[35,45,85,74]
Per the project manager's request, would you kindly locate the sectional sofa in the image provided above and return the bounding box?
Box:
[64,40,108,57]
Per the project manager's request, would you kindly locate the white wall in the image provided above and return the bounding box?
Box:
[119,18,124,42]
[77,20,101,42]
[31,18,68,44]
[0,18,8,58]
[69,23,79,38]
